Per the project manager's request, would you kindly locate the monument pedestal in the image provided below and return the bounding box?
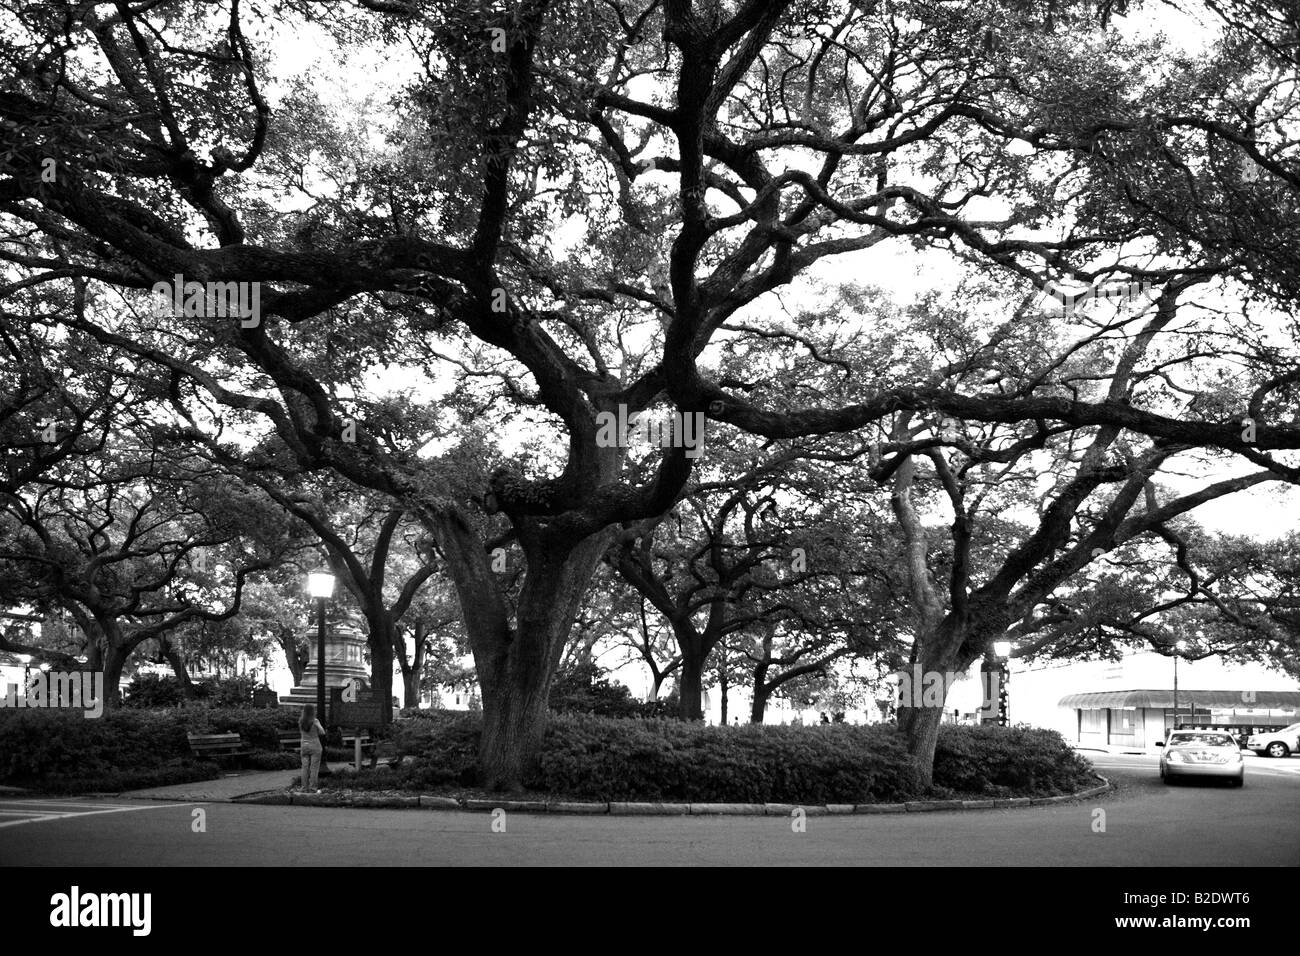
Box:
[280,619,369,710]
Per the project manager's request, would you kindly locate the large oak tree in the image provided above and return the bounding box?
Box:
[3,0,1298,786]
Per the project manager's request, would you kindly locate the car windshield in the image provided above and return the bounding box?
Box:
[1168,733,1235,747]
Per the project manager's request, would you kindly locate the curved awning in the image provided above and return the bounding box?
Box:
[1058,689,1300,709]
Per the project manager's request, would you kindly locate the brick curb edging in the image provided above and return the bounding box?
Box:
[234,773,1111,815]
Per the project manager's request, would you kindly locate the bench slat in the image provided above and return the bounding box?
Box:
[187,732,251,759]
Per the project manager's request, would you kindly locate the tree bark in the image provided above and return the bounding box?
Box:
[678,640,707,721]
[100,637,130,710]
[477,536,608,789]
[365,612,397,723]
[750,683,769,724]
[398,620,426,709]
[750,654,770,723]
[896,618,982,788]
[431,507,612,790]
[158,636,197,698]
[277,626,306,685]
[897,700,945,787]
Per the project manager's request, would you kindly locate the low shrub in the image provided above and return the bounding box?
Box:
[31,760,221,795]
[0,709,191,783]
[354,714,1095,802]
[531,715,924,803]
[245,751,302,771]
[390,711,480,787]
[123,674,262,709]
[0,706,301,789]
[933,724,1095,796]
[548,662,645,718]
[122,673,186,708]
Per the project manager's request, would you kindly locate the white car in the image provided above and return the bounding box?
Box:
[1158,731,1244,786]
[1246,722,1300,759]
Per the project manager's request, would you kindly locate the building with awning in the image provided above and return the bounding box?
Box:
[1058,688,1300,748]
[997,650,1300,748]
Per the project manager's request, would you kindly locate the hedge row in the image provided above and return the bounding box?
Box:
[366,712,1096,802]
[0,706,304,791]
[2,707,1097,802]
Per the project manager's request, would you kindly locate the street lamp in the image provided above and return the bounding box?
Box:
[16,653,32,694]
[307,570,336,721]
[993,641,1012,727]
[1172,639,1188,730]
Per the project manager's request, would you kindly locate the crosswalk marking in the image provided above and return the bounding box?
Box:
[0,800,201,829]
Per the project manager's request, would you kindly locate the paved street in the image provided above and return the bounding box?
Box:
[2,754,1297,866]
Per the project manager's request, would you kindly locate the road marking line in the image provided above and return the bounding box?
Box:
[0,802,199,829]
[1,802,141,811]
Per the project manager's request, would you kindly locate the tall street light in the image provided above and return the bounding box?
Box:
[993,640,1012,727]
[1172,639,1188,730]
[307,570,336,721]
[16,653,32,696]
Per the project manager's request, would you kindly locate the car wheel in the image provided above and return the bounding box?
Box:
[1230,776,1244,788]
[1266,742,1291,759]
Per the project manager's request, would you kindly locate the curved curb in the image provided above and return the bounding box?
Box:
[234,773,1112,815]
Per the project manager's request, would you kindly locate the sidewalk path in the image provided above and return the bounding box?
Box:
[121,762,351,803]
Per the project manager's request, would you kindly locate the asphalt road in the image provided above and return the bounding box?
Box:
[2,753,1297,866]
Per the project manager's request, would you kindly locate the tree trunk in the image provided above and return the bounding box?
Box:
[278,627,305,685]
[478,666,552,791]
[159,637,197,698]
[399,620,426,709]
[436,516,611,791]
[897,701,945,788]
[896,620,980,788]
[100,641,130,710]
[678,642,706,721]
[750,657,770,724]
[367,614,396,723]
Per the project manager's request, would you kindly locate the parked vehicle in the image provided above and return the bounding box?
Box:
[1246,722,1300,758]
[1158,731,1244,786]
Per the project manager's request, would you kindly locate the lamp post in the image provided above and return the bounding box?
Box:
[1172,639,1188,730]
[307,570,335,722]
[993,640,1012,727]
[16,653,32,696]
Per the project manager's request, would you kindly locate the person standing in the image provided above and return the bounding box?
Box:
[298,703,326,791]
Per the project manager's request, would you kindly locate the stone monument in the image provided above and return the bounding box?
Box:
[279,609,370,710]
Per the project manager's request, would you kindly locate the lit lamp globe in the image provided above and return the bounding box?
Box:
[992,640,1012,660]
[307,571,335,599]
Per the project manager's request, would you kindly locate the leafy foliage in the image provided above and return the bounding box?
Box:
[547,661,645,718]
[0,706,302,790]
[364,713,1095,803]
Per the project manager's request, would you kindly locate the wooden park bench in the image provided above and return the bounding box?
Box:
[340,732,399,769]
[186,732,252,766]
[277,730,303,754]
